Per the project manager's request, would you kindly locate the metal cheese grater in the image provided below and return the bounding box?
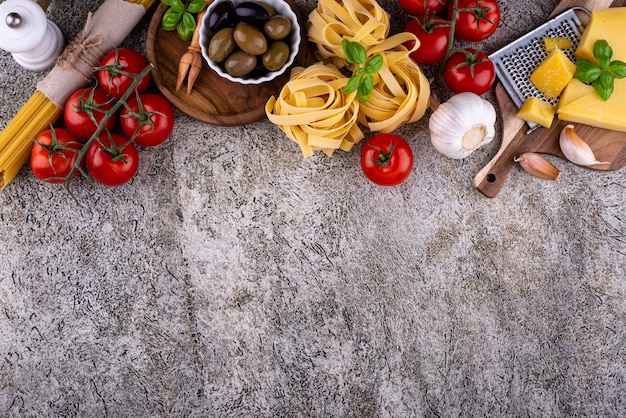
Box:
[489,7,592,129]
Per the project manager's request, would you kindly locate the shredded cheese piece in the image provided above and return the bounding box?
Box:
[307,0,389,62]
[266,63,363,157]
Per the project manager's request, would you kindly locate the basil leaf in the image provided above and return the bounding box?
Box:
[177,14,195,41]
[187,0,207,13]
[344,75,360,94]
[342,39,357,64]
[357,74,374,102]
[365,54,383,74]
[574,59,601,83]
[170,0,186,13]
[609,60,626,79]
[160,0,173,5]
[593,39,612,69]
[593,71,614,101]
[352,43,367,65]
[162,8,182,31]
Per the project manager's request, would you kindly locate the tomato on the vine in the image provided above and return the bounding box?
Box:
[360,133,413,186]
[404,14,451,65]
[97,48,151,100]
[448,0,500,42]
[120,94,175,147]
[399,0,449,16]
[444,48,495,95]
[64,87,117,140]
[86,133,139,186]
[30,127,82,184]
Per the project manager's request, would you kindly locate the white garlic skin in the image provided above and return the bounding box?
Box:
[428,92,497,159]
[559,125,609,166]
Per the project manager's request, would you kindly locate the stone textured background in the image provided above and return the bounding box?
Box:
[0,0,625,416]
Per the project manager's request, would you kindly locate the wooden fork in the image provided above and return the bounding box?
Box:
[176,8,207,94]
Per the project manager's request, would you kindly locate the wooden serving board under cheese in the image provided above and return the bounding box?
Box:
[474,0,626,198]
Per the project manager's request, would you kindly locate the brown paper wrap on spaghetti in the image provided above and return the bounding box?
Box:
[37,0,147,107]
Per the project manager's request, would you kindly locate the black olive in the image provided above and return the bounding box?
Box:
[208,0,235,32]
[234,1,271,26]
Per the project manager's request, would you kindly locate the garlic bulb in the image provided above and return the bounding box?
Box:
[428,92,497,159]
[559,125,609,166]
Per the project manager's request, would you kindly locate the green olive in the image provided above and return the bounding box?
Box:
[233,22,267,56]
[262,41,289,72]
[264,15,292,41]
[224,50,257,77]
[208,28,236,63]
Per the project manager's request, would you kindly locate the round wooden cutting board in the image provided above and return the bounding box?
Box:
[146,3,312,126]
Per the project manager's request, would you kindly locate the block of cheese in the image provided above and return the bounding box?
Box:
[530,48,576,99]
[575,7,626,62]
[557,78,626,132]
[557,7,626,132]
[517,97,556,128]
[543,37,572,52]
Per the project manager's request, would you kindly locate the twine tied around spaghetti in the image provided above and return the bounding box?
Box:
[57,12,104,81]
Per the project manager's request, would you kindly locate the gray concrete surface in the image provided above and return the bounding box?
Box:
[1,0,625,416]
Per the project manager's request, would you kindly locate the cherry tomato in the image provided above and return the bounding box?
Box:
[97,48,151,100]
[399,0,449,16]
[64,87,117,140]
[86,133,139,186]
[120,94,175,147]
[404,15,451,65]
[448,0,500,42]
[360,133,413,186]
[30,127,82,184]
[444,48,495,95]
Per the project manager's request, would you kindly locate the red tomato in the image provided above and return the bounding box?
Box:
[404,15,451,65]
[64,87,117,140]
[448,0,500,42]
[120,94,175,147]
[86,133,139,186]
[444,48,495,95]
[30,128,82,184]
[97,48,151,99]
[399,0,449,16]
[360,133,413,186]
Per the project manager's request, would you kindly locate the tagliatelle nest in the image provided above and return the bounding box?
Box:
[265,63,363,157]
[307,0,389,63]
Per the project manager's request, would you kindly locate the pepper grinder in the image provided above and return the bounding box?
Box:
[0,0,63,71]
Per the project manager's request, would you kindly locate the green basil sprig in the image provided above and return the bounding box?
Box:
[574,39,626,101]
[161,0,207,42]
[342,39,383,103]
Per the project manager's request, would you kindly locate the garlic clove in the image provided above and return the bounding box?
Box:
[514,153,561,180]
[559,125,610,166]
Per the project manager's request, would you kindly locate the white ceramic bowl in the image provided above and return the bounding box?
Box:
[199,0,301,84]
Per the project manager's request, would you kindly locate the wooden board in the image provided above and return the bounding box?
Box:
[474,0,626,198]
[145,2,313,126]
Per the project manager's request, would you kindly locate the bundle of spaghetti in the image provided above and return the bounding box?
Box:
[307,0,389,65]
[0,0,156,188]
[265,63,363,157]
[357,33,431,133]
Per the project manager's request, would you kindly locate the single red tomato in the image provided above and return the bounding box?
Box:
[120,94,175,147]
[404,14,451,65]
[360,133,413,186]
[86,133,139,186]
[97,48,151,99]
[64,87,117,140]
[399,0,449,16]
[444,48,495,95]
[30,127,83,183]
[448,0,500,42]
